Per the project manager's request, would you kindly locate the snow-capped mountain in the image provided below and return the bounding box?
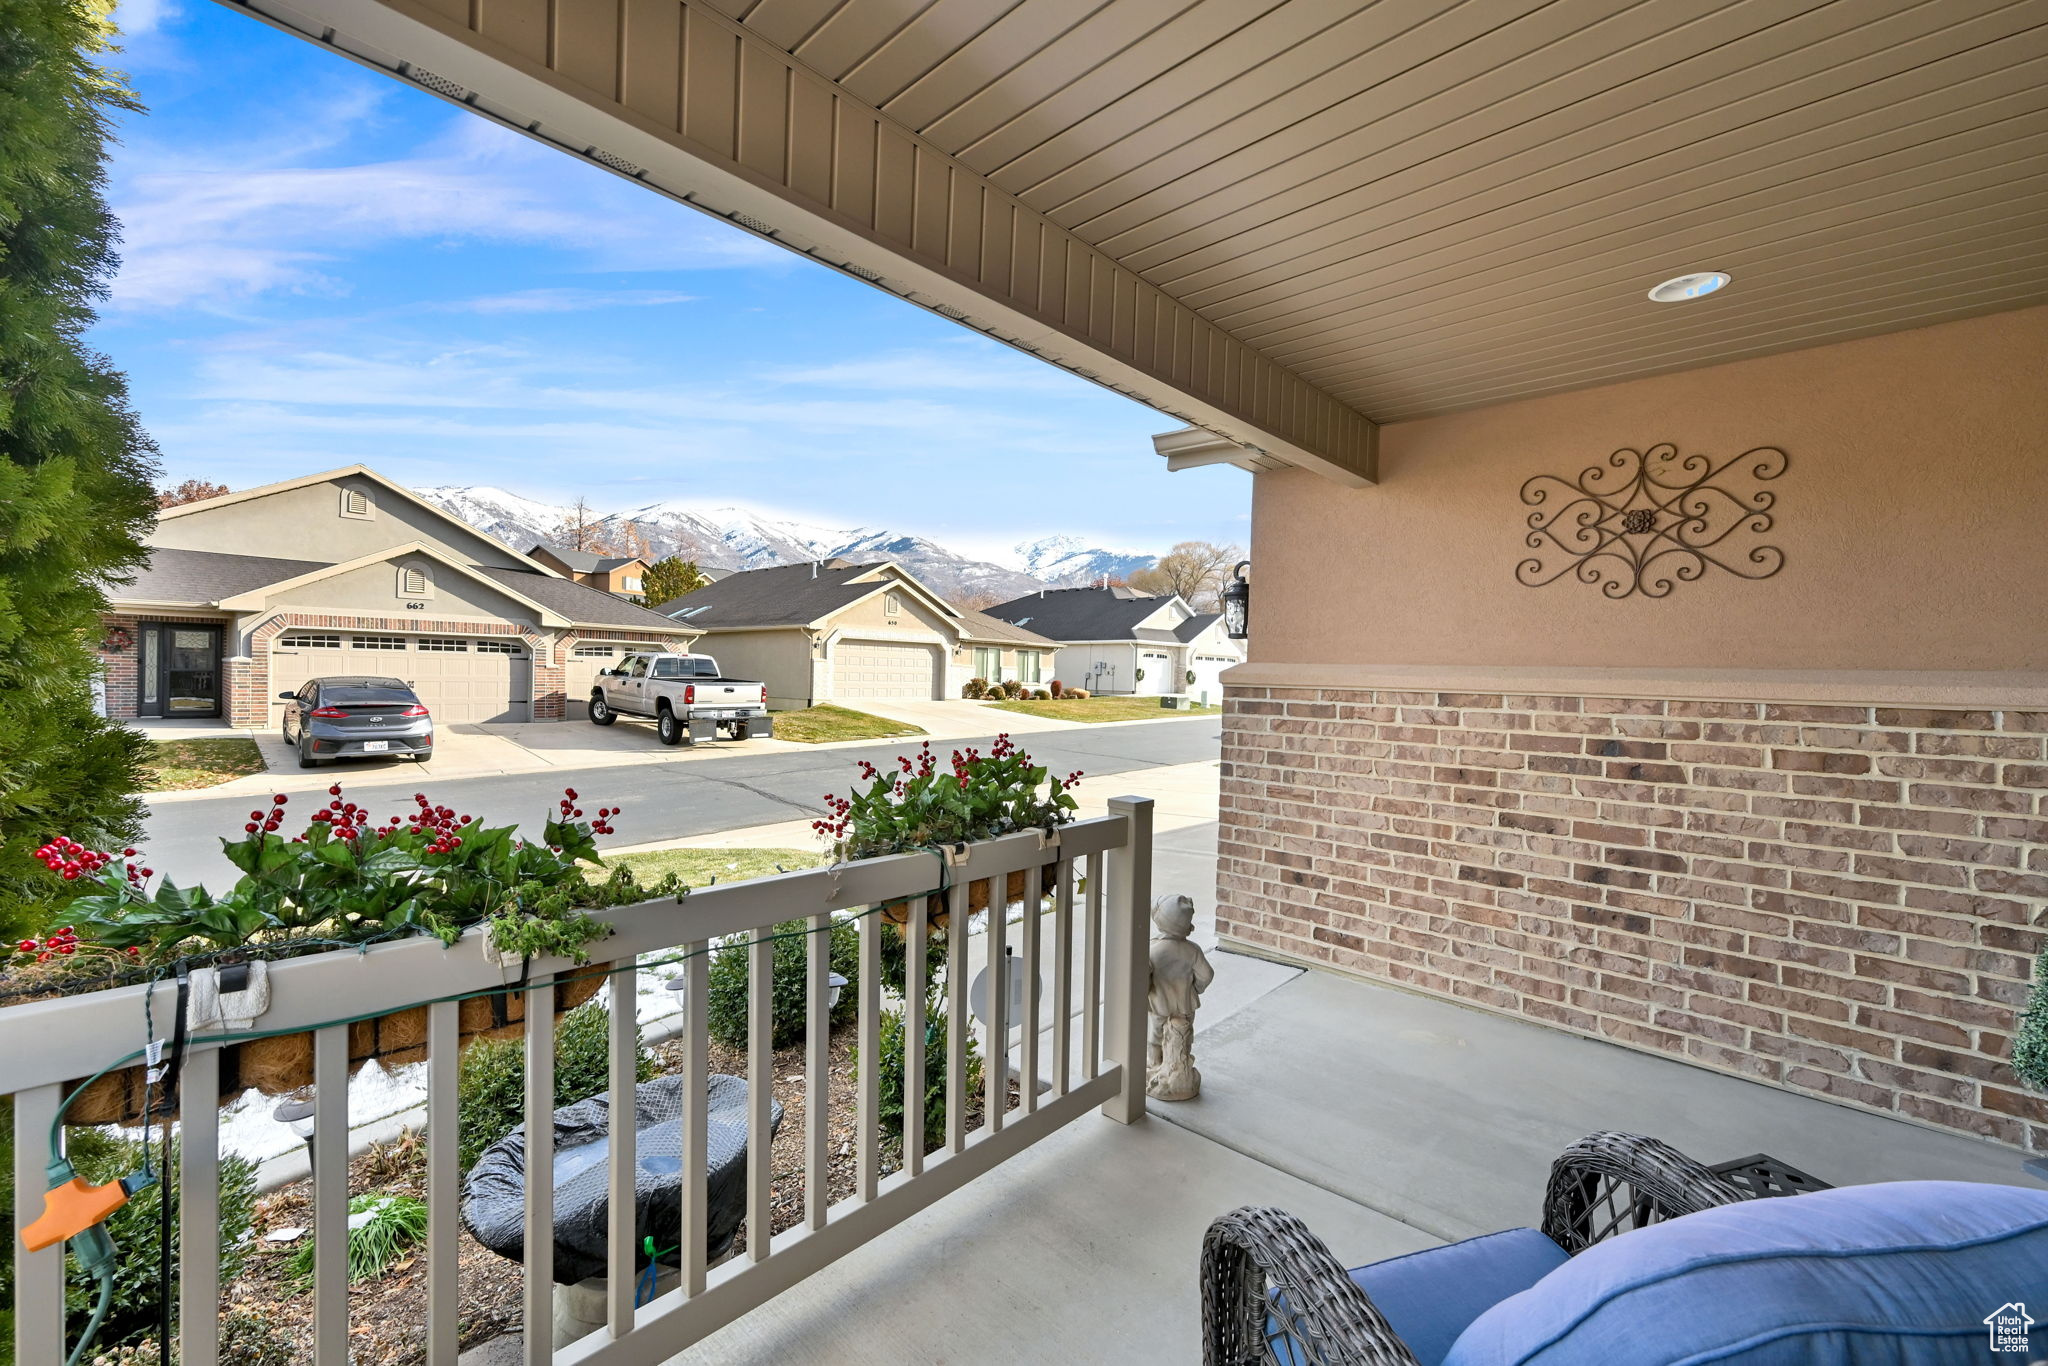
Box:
[415,487,1149,603]
[1010,535,1157,588]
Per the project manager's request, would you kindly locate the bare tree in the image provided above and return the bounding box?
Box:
[953,588,1007,611]
[157,478,229,509]
[554,497,606,551]
[1127,540,1243,610]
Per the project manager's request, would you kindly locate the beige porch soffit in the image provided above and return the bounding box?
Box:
[218,0,1377,486]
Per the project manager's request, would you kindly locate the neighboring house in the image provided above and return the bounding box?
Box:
[651,560,1054,708]
[525,544,651,599]
[99,467,699,727]
[957,610,1056,690]
[984,586,1241,697]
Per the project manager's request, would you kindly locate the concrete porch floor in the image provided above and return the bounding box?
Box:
[650,918,2032,1364]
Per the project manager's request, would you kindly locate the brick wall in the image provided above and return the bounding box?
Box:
[94,612,233,719]
[1219,685,2048,1152]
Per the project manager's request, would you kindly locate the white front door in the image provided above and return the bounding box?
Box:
[1138,651,1172,694]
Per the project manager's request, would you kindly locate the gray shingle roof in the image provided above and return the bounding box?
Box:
[1173,613,1222,643]
[1133,627,1184,645]
[648,560,887,628]
[956,609,1056,648]
[984,585,1177,642]
[114,548,328,604]
[528,544,642,573]
[479,568,695,631]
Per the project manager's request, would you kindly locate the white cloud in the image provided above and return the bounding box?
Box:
[113,0,176,37]
[108,116,781,311]
[455,288,697,314]
[763,345,1081,394]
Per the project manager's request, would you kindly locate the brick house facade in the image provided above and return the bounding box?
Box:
[102,467,698,725]
[1219,686,2048,1151]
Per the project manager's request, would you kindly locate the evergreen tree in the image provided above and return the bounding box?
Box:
[2015,947,2048,1093]
[641,555,708,608]
[0,0,160,940]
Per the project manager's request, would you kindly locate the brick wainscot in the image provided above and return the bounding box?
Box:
[1219,685,2048,1152]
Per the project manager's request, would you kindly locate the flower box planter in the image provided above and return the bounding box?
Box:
[63,959,612,1126]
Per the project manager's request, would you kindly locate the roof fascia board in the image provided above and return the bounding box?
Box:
[160,464,569,580]
[219,540,574,627]
[260,0,1375,486]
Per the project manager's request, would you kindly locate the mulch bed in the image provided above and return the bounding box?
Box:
[220,1022,1000,1363]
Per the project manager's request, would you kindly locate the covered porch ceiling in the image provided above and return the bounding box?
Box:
[226,0,2048,484]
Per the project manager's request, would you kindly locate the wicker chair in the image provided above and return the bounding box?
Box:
[1201,1131,1760,1366]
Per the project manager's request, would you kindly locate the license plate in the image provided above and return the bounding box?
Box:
[705,709,740,719]
[362,740,389,752]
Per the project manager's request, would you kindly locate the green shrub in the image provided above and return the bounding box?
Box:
[0,0,162,950]
[705,916,860,1052]
[855,994,981,1154]
[2015,946,2048,1092]
[288,1192,427,1283]
[37,1128,259,1352]
[458,1000,655,1173]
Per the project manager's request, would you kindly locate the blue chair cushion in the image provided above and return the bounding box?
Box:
[1268,1228,1568,1366]
[1444,1180,2048,1366]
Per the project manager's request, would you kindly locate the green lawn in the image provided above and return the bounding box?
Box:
[141,737,268,791]
[597,846,825,888]
[988,696,1218,723]
[767,704,925,744]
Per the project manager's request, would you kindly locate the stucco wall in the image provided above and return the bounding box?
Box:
[830,584,954,636]
[699,629,816,709]
[1249,305,2048,678]
[150,474,535,571]
[264,556,542,623]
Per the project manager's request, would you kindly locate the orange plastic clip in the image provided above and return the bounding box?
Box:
[21,1177,129,1252]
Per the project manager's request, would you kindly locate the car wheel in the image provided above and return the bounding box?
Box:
[297,737,319,769]
[589,695,615,726]
[656,707,683,746]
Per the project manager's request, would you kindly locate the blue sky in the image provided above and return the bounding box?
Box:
[93,0,1248,562]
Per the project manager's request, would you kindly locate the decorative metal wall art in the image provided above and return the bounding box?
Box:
[1516,443,1787,599]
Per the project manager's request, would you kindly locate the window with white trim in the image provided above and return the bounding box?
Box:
[622,576,643,591]
[1017,651,1041,683]
[353,636,406,650]
[279,633,341,649]
[340,487,375,520]
[416,637,468,652]
[884,592,902,618]
[473,640,521,654]
[573,643,617,657]
[396,564,433,598]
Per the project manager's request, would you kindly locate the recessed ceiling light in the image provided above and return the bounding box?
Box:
[1648,271,1731,302]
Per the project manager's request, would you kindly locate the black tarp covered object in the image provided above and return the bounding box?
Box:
[462,1073,781,1284]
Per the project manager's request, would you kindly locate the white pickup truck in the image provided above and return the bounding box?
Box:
[586,653,773,745]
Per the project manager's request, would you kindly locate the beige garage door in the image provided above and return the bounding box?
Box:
[270,633,529,723]
[564,642,628,720]
[833,639,940,699]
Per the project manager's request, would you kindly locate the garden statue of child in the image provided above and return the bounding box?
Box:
[1147,892,1214,1101]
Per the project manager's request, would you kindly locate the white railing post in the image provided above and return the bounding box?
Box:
[179,1045,222,1366]
[13,1084,65,1365]
[428,999,462,1363]
[1101,796,1153,1124]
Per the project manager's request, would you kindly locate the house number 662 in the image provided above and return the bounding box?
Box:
[404,601,426,611]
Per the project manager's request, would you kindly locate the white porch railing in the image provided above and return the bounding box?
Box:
[4,797,1154,1365]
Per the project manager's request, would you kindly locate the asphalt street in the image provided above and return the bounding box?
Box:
[139,721,1222,890]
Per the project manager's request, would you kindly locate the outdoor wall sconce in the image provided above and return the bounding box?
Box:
[1221,562,1250,640]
